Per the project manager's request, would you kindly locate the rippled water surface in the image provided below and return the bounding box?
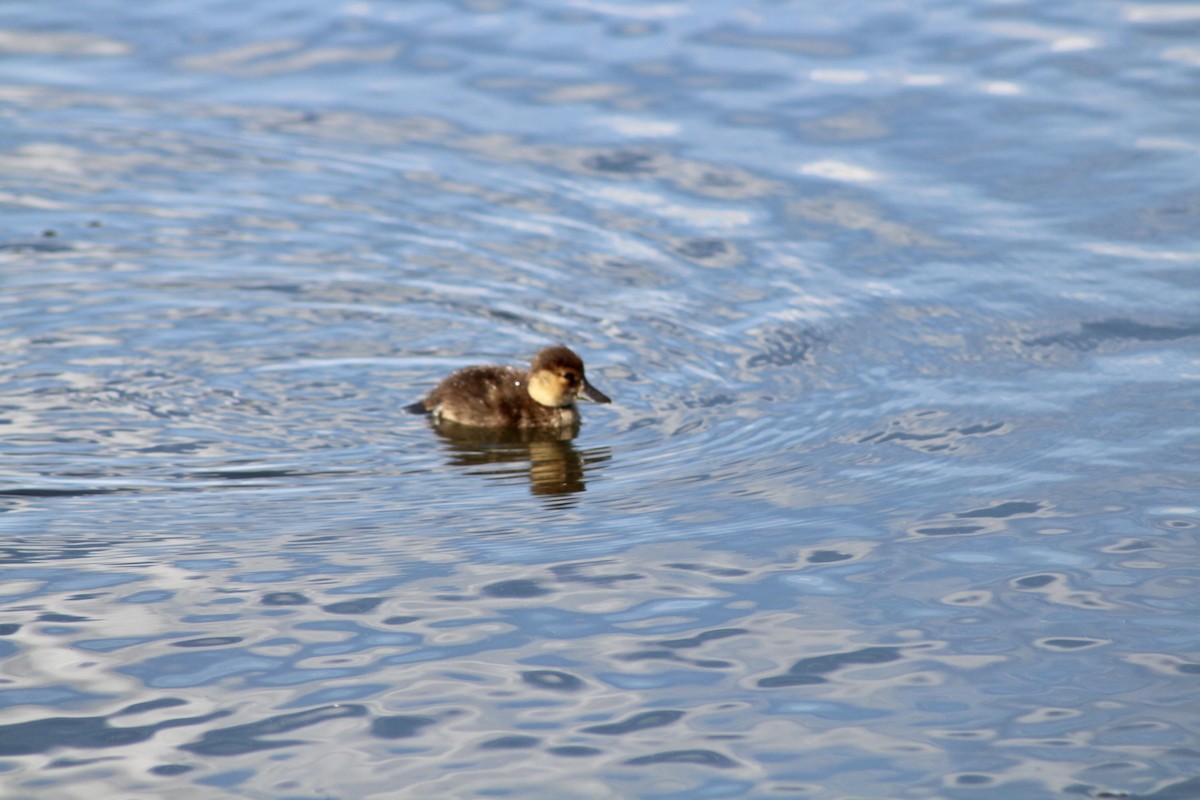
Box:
[3,1,1199,798]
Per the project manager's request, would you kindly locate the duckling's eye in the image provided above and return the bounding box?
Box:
[562,371,578,384]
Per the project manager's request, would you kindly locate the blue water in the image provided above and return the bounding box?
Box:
[2,1,1199,798]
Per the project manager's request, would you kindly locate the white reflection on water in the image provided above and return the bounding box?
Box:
[2,0,1200,797]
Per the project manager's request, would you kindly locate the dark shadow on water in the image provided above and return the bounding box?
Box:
[0,537,136,565]
[1025,318,1200,351]
[180,704,369,756]
[757,645,905,688]
[0,698,229,756]
[428,422,611,507]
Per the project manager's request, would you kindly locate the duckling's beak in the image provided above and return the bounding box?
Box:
[579,378,611,404]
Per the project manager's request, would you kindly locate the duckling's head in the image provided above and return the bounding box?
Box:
[527,346,611,408]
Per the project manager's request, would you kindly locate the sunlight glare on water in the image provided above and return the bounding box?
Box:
[1,1,1199,798]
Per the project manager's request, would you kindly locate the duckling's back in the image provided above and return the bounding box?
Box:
[408,365,573,428]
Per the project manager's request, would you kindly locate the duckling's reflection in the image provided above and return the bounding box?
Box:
[430,421,611,505]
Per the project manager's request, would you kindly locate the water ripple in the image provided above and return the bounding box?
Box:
[2,0,1198,797]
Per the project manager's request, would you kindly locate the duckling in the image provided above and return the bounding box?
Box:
[406,345,611,430]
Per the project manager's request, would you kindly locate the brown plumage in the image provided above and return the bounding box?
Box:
[406,345,611,430]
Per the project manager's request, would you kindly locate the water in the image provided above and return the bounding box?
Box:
[2,1,1199,797]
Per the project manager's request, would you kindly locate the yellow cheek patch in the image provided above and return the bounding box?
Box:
[528,371,572,407]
